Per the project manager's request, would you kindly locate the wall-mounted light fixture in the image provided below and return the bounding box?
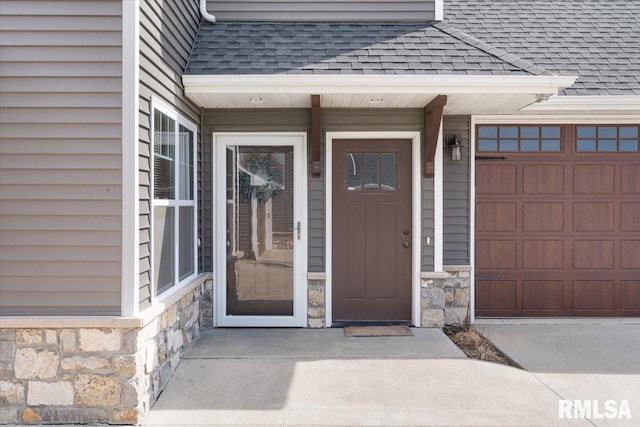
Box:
[447,134,464,161]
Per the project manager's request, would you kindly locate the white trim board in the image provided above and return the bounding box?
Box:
[213,132,308,327]
[521,95,640,112]
[473,115,640,124]
[324,132,422,327]
[121,1,140,317]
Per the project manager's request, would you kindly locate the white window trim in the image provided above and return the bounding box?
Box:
[150,97,199,305]
[213,132,308,327]
[325,132,422,327]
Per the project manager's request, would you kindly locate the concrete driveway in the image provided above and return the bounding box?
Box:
[141,325,639,426]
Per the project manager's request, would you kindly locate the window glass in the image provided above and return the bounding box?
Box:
[346,153,362,191]
[577,126,596,138]
[364,153,379,191]
[620,127,638,138]
[478,139,497,151]
[499,140,518,151]
[153,110,175,199]
[541,126,561,138]
[521,127,539,138]
[541,140,561,152]
[577,140,596,152]
[500,127,518,138]
[154,206,175,295]
[179,206,195,281]
[478,125,561,152]
[380,153,396,191]
[598,140,617,152]
[520,140,539,151]
[178,125,194,200]
[576,125,639,152]
[478,126,497,138]
[620,140,638,151]
[598,127,617,138]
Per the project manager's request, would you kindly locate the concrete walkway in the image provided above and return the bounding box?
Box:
[142,326,636,426]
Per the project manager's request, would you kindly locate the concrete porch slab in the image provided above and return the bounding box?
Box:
[185,327,466,359]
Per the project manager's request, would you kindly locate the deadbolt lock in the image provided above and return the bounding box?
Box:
[403,229,410,235]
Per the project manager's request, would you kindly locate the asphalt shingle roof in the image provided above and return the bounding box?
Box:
[186,22,547,76]
[444,0,640,95]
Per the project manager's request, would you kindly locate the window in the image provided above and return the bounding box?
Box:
[346,152,396,191]
[576,125,639,152]
[152,103,197,296]
[477,125,561,152]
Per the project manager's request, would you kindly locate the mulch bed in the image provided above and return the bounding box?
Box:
[443,325,513,366]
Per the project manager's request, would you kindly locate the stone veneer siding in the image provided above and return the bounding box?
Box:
[307,278,326,328]
[421,266,471,327]
[0,277,213,425]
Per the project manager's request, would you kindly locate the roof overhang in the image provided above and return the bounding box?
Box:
[183,74,577,114]
[520,95,640,114]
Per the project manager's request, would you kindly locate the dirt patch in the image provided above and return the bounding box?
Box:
[444,325,512,366]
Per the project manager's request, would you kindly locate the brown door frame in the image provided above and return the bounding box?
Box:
[325,132,422,327]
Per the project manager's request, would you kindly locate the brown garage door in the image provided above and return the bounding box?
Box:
[475,124,640,317]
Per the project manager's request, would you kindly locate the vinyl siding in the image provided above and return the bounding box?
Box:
[201,109,433,273]
[0,0,123,315]
[138,0,202,309]
[206,0,436,22]
[442,116,470,265]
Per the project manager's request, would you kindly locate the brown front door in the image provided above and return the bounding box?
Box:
[332,139,412,322]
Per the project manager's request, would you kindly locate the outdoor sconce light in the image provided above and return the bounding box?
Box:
[447,134,464,161]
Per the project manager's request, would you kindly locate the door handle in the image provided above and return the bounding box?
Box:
[291,221,301,240]
[402,240,410,248]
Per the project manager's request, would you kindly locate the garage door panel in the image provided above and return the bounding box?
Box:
[476,164,516,194]
[620,281,640,310]
[476,240,517,269]
[522,280,564,309]
[573,281,615,310]
[620,203,640,231]
[476,124,639,318]
[574,165,615,194]
[475,280,517,309]
[476,202,517,232]
[573,240,614,269]
[522,240,564,269]
[522,202,564,231]
[523,164,564,194]
[620,241,640,269]
[621,165,640,194]
[573,202,615,232]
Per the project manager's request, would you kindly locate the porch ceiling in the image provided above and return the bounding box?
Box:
[182,75,576,114]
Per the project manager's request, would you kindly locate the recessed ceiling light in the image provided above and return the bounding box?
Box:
[369,97,384,104]
[249,97,265,104]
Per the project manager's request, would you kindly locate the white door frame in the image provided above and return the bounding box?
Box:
[325,132,422,327]
[213,132,308,327]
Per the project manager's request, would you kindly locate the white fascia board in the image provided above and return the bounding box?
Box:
[183,75,578,95]
[521,95,640,112]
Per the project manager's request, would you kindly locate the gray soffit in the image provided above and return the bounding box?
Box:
[444,0,640,95]
[185,22,551,76]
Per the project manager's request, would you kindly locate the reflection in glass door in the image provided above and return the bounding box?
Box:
[215,134,306,326]
[226,146,294,315]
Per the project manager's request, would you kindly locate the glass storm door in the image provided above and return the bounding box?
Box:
[214,133,307,327]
